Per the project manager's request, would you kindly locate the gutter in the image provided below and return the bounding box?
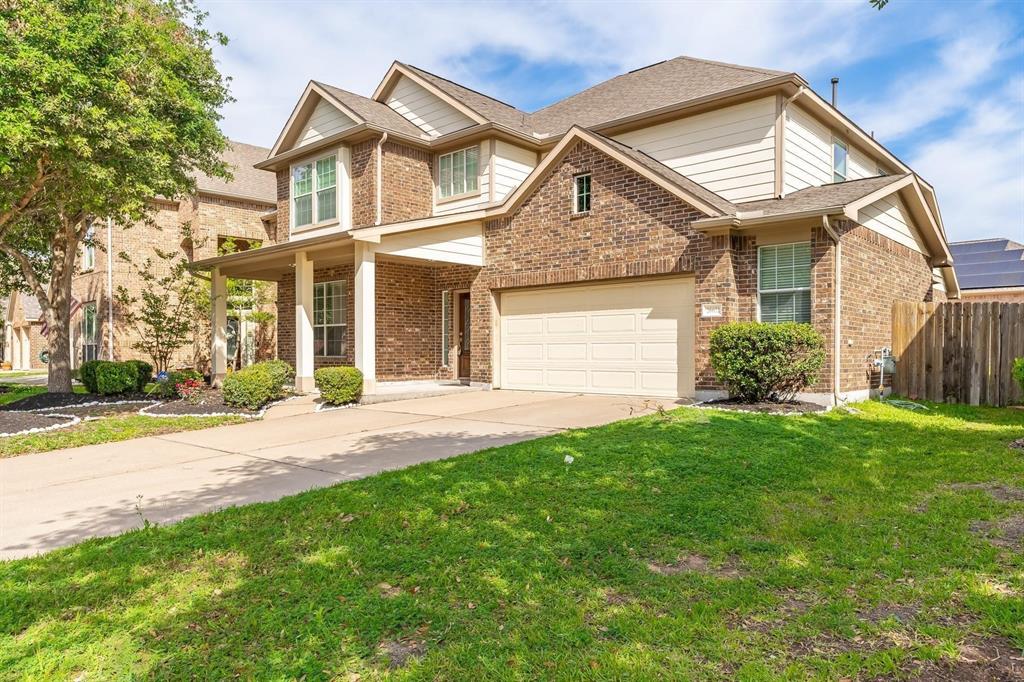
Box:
[106,217,114,360]
[820,215,842,406]
[375,132,388,225]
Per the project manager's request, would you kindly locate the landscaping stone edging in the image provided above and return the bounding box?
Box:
[0,413,81,438]
[691,401,833,416]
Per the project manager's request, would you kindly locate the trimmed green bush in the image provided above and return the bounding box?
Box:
[709,322,826,402]
[95,361,139,395]
[125,360,153,392]
[79,360,103,393]
[1013,358,1024,395]
[314,366,363,405]
[222,363,285,410]
[262,359,295,388]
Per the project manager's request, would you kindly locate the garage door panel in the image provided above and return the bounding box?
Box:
[546,316,587,334]
[500,278,695,398]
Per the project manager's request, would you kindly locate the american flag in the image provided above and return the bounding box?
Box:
[40,297,82,336]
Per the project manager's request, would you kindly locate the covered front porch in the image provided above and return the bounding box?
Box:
[195,221,483,396]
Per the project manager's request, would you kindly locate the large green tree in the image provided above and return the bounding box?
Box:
[0,0,231,391]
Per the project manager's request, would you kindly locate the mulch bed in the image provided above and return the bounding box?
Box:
[142,388,260,417]
[0,411,76,436]
[0,392,152,412]
[701,398,827,414]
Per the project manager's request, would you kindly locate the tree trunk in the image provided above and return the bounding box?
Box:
[44,257,75,393]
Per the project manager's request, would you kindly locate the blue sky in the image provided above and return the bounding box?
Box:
[200,0,1023,243]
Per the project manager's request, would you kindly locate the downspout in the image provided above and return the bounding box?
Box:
[821,215,841,405]
[106,217,114,360]
[375,132,388,226]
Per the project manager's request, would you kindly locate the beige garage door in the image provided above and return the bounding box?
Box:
[499,278,694,398]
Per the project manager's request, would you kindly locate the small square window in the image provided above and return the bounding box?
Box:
[573,174,591,213]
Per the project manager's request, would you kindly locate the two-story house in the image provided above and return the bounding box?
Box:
[5,141,278,373]
[193,57,959,404]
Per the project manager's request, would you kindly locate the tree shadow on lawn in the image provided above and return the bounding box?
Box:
[2,402,1023,678]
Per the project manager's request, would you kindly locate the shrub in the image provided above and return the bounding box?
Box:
[95,361,139,395]
[125,360,153,392]
[1013,358,1024,395]
[315,366,363,405]
[222,364,283,410]
[149,369,204,399]
[79,360,103,393]
[262,359,295,388]
[709,322,826,403]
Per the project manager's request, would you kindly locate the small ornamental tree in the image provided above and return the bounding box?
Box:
[709,322,826,402]
[0,0,231,391]
[115,248,200,372]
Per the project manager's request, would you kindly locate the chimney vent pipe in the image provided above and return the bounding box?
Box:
[831,77,839,108]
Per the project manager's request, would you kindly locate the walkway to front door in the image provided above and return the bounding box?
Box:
[1,390,687,559]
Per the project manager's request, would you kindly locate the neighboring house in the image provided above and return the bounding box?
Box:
[4,291,46,370]
[949,239,1024,302]
[194,56,959,404]
[60,140,277,372]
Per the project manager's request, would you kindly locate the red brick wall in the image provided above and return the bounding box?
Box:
[838,222,936,393]
[351,140,377,228]
[381,141,433,224]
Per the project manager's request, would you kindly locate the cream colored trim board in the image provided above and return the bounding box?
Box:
[773,93,785,198]
[270,81,367,158]
[373,61,487,126]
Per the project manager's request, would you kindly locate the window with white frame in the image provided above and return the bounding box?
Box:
[313,280,346,357]
[82,222,96,271]
[438,146,479,199]
[758,242,812,323]
[832,139,848,183]
[573,173,591,213]
[291,153,338,229]
[81,302,98,362]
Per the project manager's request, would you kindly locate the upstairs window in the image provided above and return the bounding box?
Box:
[81,221,96,271]
[438,146,479,199]
[832,139,848,183]
[573,173,591,213]
[758,242,812,323]
[292,153,338,229]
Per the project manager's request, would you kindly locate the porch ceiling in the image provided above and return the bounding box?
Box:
[191,232,356,281]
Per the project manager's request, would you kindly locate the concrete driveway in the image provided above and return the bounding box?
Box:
[0,391,674,560]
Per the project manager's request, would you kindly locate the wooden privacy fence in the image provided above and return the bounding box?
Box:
[892,301,1024,406]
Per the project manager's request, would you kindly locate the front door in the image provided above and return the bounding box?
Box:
[458,292,471,379]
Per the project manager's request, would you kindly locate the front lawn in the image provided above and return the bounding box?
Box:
[1,401,1022,679]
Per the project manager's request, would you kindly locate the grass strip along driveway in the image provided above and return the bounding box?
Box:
[1,401,1022,679]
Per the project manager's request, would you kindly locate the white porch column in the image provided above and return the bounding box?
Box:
[354,242,376,394]
[211,267,228,386]
[294,251,315,392]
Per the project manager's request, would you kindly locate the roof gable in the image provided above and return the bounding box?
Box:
[270,82,366,157]
[502,126,732,218]
[374,63,483,137]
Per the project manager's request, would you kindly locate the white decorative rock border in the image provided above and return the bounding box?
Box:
[29,399,157,413]
[0,413,81,437]
[313,401,357,413]
[136,393,303,420]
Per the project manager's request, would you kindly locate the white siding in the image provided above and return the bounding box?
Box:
[493,141,537,201]
[783,104,832,193]
[847,146,880,180]
[377,223,483,266]
[386,75,475,137]
[433,142,490,215]
[297,99,357,147]
[614,97,777,202]
[857,195,926,254]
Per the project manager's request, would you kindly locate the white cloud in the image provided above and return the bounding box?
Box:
[911,79,1024,242]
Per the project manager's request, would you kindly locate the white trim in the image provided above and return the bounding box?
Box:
[756,241,812,323]
[289,148,343,233]
[270,82,367,158]
[572,172,592,214]
[832,138,848,183]
[313,280,347,358]
[372,62,487,126]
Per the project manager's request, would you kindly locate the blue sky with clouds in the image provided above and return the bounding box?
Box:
[200,0,1023,243]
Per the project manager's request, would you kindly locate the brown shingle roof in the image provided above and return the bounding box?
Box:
[314,81,427,139]
[591,131,736,216]
[736,175,908,217]
[529,56,789,134]
[401,64,534,134]
[195,141,276,203]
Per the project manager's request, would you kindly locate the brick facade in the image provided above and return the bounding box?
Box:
[69,193,276,372]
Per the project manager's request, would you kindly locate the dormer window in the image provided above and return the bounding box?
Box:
[292,153,338,229]
[832,139,848,183]
[438,146,479,199]
[573,173,591,213]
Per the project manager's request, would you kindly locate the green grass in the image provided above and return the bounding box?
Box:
[0,384,247,457]
[0,413,248,457]
[0,370,47,380]
[1,401,1022,680]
